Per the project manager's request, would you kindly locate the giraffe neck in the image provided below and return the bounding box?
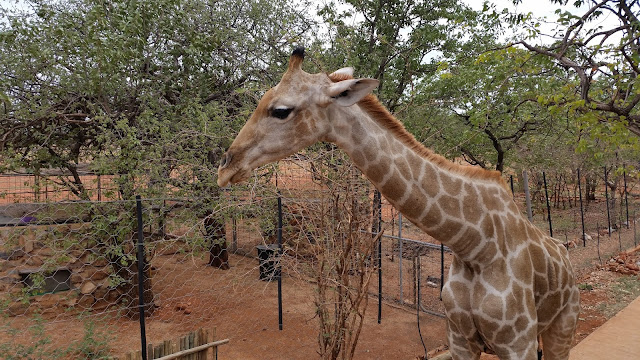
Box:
[323,97,518,264]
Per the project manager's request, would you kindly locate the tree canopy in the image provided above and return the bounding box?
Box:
[0,0,312,200]
[1,0,638,198]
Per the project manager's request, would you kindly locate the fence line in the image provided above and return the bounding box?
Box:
[0,166,638,359]
[0,172,119,204]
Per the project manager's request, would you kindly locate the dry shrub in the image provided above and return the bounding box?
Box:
[282,149,379,360]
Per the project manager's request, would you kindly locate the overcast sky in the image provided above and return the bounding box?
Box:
[0,0,583,19]
[0,0,618,46]
[467,0,567,18]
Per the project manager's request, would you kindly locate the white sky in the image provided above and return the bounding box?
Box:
[0,0,592,21]
[1,0,619,47]
[467,0,565,18]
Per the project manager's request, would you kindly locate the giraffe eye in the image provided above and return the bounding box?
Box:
[271,107,293,119]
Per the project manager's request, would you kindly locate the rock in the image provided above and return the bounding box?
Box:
[87,268,110,281]
[0,275,16,286]
[7,301,30,316]
[70,273,83,286]
[602,253,640,275]
[80,281,97,295]
[92,298,112,310]
[25,255,43,266]
[61,296,77,308]
[93,285,108,301]
[0,259,10,271]
[175,302,193,314]
[35,293,63,308]
[91,257,109,267]
[23,239,35,253]
[37,247,54,257]
[67,258,84,271]
[70,249,84,258]
[77,294,94,309]
[0,249,26,260]
[106,288,122,303]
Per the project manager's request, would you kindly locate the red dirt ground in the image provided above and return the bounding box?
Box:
[3,247,638,360]
[4,252,449,359]
[2,167,639,359]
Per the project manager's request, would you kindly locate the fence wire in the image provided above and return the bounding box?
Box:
[0,164,638,359]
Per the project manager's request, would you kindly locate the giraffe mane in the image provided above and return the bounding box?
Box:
[329,72,507,187]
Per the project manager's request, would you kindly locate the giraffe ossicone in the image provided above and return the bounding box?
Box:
[217,48,579,360]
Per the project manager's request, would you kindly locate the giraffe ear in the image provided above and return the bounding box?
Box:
[327,78,379,107]
[330,67,354,77]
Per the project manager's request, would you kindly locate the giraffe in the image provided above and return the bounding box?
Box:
[217,48,580,360]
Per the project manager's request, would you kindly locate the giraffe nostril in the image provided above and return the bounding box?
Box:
[219,152,232,169]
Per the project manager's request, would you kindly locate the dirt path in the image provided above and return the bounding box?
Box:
[569,294,640,360]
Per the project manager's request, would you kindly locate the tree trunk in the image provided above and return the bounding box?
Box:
[110,244,155,319]
[205,214,230,270]
[585,175,597,202]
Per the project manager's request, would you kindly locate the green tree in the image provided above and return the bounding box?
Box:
[508,0,639,141]
[405,45,569,172]
[0,0,313,315]
[313,0,477,112]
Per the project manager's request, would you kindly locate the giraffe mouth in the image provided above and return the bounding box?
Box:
[218,151,245,187]
[217,167,250,187]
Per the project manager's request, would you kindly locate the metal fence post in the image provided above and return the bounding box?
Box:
[605,167,611,236]
[522,170,533,221]
[510,175,514,197]
[97,174,102,202]
[135,195,148,360]
[440,243,444,301]
[372,190,382,324]
[375,190,382,324]
[624,169,629,228]
[398,213,403,304]
[277,194,283,331]
[543,172,553,237]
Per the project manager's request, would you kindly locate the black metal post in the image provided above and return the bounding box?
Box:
[232,216,238,252]
[440,243,444,301]
[277,194,283,331]
[605,167,611,236]
[97,174,102,202]
[624,170,629,228]
[510,175,514,198]
[543,172,553,237]
[577,169,586,247]
[398,213,403,304]
[135,195,147,360]
[375,190,382,324]
[522,170,533,221]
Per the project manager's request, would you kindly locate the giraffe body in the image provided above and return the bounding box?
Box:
[217,48,579,359]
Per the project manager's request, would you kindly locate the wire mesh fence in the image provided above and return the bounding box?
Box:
[0,195,303,359]
[0,170,119,205]
[0,161,638,359]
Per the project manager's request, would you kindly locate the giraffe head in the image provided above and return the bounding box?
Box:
[217,47,379,187]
